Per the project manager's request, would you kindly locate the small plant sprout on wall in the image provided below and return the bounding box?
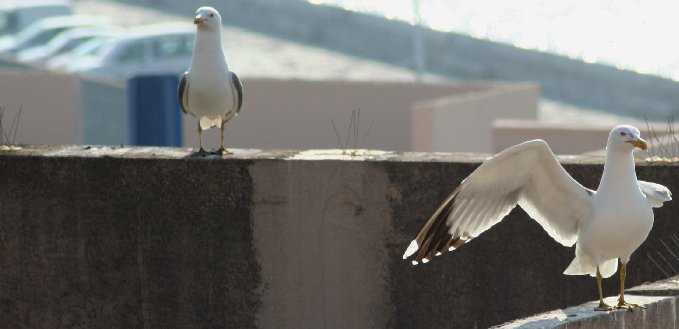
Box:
[0,106,21,152]
[331,108,373,156]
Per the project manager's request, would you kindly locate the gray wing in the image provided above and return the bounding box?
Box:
[403,140,594,264]
[178,71,189,114]
[638,180,672,208]
[231,71,243,114]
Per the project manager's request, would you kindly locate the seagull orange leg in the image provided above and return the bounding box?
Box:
[217,119,231,155]
[198,121,207,156]
[595,267,613,311]
[616,262,645,310]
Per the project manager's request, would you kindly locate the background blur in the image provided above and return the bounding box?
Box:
[1,0,677,154]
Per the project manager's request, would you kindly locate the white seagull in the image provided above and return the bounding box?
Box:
[179,6,243,156]
[403,125,671,311]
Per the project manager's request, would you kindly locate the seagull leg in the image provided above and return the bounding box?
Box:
[595,267,613,311]
[217,119,231,155]
[616,262,645,310]
[198,121,207,156]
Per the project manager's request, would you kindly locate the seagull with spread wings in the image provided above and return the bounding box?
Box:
[179,6,243,156]
[403,125,671,311]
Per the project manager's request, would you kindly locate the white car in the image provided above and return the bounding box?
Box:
[0,15,111,55]
[0,0,72,36]
[16,26,120,64]
[67,23,194,81]
[45,35,112,71]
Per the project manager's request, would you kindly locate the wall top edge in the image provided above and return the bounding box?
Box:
[3,144,669,166]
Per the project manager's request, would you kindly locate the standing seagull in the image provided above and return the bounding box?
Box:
[178,6,243,156]
[403,125,671,311]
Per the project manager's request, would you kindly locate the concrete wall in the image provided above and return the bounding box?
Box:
[411,83,538,153]
[1,146,678,328]
[496,276,679,328]
[114,0,679,119]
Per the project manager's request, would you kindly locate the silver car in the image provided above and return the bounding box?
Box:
[0,0,72,36]
[17,26,120,64]
[0,15,111,55]
[67,23,194,81]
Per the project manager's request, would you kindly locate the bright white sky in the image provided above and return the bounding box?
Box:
[308,0,679,80]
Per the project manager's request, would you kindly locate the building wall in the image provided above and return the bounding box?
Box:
[0,70,539,152]
[183,78,537,152]
[0,71,83,145]
[411,83,538,152]
[1,146,677,328]
[492,119,676,155]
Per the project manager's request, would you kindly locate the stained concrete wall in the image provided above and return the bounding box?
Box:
[1,146,678,328]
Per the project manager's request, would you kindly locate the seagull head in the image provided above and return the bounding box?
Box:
[194,7,222,31]
[607,125,647,152]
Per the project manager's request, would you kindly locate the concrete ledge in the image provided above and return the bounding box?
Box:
[1,145,678,328]
[495,277,679,328]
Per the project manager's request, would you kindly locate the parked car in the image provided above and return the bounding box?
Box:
[0,15,111,55]
[0,0,72,37]
[66,23,194,81]
[45,35,113,71]
[17,26,120,64]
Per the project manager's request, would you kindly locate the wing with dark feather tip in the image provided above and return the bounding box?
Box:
[403,140,595,265]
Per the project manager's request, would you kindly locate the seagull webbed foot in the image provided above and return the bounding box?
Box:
[616,300,645,311]
[197,147,208,156]
[595,301,614,312]
[217,147,232,156]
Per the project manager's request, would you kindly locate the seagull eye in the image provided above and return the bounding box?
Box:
[620,132,626,136]
[210,13,214,17]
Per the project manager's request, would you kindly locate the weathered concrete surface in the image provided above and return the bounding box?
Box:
[495,277,679,328]
[0,146,260,328]
[251,159,393,328]
[1,145,678,328]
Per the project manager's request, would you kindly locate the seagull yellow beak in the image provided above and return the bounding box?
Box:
[627,138,648,150]
[194,15,204,24]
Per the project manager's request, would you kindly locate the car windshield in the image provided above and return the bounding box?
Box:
[0,11,18,34]
[20,27,65,48]
[14,19,53,44]
[91,38,117,57]
[71,37,111,57]
[45,29,104,54]
[54,36,94,55]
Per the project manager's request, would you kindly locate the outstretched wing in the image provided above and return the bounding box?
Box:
[178,71,189,114]
[638,180,672,208]
[403,140,594,265]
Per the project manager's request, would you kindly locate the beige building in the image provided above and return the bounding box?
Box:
[4,71,666,155]
[185,78,540,152]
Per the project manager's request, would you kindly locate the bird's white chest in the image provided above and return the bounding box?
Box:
[580,191,653,260]
[187,67,233,116]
